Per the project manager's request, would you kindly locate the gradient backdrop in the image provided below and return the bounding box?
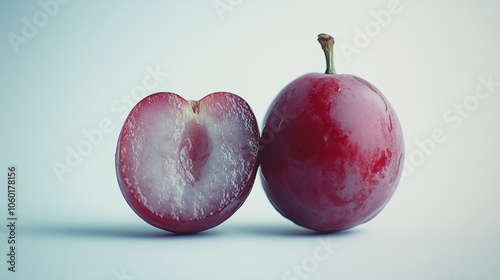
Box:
[1,0,500,279]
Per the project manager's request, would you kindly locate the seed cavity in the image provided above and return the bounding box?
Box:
[177,121,212,183]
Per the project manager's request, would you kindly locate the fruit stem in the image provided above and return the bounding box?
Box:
[317,33,337,75]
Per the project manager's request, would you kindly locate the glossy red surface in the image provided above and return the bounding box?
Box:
[260,73,404,232]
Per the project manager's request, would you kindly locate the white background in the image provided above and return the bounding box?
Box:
[1,0,500,279]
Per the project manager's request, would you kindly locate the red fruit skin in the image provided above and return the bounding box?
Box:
[116,92,259,233]
[260,73,404,232]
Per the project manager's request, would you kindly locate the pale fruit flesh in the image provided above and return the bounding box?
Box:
[116,92,259,233]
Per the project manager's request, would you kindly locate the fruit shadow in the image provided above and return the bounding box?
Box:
[31,221,360,239]
[226,222,361,238]
[32,223,216,240]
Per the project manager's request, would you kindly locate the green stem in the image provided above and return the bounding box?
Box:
[317,33,337,75]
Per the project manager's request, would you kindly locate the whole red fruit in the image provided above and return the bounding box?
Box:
[260,34,404,232]
[116,92,259,233]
